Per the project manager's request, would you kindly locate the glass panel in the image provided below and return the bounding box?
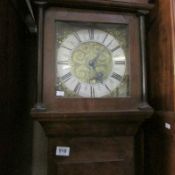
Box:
[55,21,129,98]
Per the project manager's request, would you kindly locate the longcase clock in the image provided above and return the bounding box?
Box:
[31,1,154,175]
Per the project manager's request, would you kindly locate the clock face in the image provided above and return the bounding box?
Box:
[55,22,129,98]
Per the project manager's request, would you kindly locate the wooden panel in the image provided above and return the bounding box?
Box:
[148,0,175,110]
[144,112,175,175]
[146,0,175,174]
[48,137,134,175]
[56,162,125,175]
[42,121,141,137]
[31,110,153,137]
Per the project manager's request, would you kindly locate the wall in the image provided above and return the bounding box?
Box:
[0,1,35,175]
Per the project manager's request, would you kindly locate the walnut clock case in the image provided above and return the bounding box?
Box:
[31,1,154,175]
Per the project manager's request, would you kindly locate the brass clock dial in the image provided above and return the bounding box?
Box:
[56,22,129,98]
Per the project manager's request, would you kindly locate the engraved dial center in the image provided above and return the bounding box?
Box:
[71,41,112,84]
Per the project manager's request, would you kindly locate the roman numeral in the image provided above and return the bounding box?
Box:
[57,60,69,65]
[115,60,126,65]
[73,32,82,43]
[111,45,120,52]
[102,33,108,44]
[61,72,72,82]
[111,72,122,81]
[106,39,114,48]
[88,28,94,40]
[74,82,81,94]
[90,85,95,98]
[61,46,72,51]
[104,84,112,93]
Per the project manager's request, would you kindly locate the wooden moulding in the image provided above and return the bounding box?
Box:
[31,110,153,136]
[31,110,153,121]
[32,0,154,12]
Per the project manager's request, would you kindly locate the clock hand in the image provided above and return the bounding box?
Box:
[88,48,105,70]
[88,47,106,83]
[89,70,104,83]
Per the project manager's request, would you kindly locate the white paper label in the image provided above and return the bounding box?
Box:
[165,123,171,130]
[56,91,64,97]
[56,146,70,156]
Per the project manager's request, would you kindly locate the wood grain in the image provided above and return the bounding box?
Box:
[147,0,175,111]
[48,137,134,175]
[32,0,153,11]
[144,112,175,175]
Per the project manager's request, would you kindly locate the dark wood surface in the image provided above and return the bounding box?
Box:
[48,137,134,175]
[145,1,175,174]
[32,110,153,121]
[32,109,152,175]
[147,0,175,111]
[41,109,148,175]
[32,0,154,12]
[144,112,175,175]
[32,110,153,137]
